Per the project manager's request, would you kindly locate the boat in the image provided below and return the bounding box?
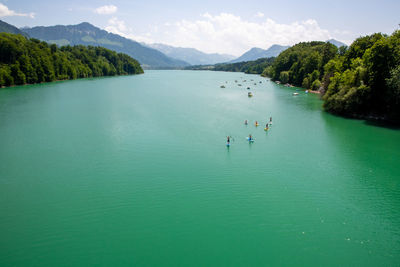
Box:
[264,128,269,131]
[248,92,253,97]
[293,92,299,96]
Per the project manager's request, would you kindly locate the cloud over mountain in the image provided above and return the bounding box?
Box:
[149,13,332,56]
[0,3,34,18]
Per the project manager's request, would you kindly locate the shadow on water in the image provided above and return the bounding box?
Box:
[331,113,400,130]
[364,119,400,130]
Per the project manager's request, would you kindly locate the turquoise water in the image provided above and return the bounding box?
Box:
[0,70,400,266]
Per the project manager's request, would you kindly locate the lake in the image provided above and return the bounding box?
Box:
[0,70,399,266]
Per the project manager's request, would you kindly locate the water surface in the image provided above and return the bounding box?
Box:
[0,70,400,266]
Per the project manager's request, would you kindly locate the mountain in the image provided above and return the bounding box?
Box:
[146,43,235,65]
[326,39,347,47]
[0,19,29,37]
[230,45,290,63]
[22,22,189,69]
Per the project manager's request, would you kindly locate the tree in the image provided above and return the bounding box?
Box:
[279,71,290,83]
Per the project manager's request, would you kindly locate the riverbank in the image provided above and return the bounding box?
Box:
[0,73,143,89]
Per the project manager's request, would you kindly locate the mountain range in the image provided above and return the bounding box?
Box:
[230,45,291,63]
[0,19,349,69]
[145,43,235,65]
[22,22,189,69]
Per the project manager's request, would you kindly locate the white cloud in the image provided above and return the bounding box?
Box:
[150,13,333,56]
[0,3,34,18]
[94,5,117,15]
[255,12,264,18]
[105,17,154,43]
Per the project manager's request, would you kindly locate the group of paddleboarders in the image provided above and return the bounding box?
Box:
[227,116,273,146]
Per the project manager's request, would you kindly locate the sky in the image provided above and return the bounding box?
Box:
[1,0,399,56]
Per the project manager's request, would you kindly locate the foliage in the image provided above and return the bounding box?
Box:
[279,71,289,83]
[263,32,400,121]
[186,57,275,74]
[322,31,400,120]
[268,41,338,87]
[0,33,143,87]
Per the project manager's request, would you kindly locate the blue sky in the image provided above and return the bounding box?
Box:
[1,0,399,56]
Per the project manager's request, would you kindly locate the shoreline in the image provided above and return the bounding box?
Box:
[0,73,143,89]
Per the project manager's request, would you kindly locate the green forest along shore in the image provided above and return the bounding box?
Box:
[0,33,143,87]
[265,31,400,122]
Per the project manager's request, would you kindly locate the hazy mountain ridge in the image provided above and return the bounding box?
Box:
[22,22,189,69]
[0,19,29,37]
[146,43,235,65]
[326,39,347,47]
[230,45,290,63]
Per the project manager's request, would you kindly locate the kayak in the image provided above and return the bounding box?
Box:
[246,137,255,142]
[226,143,230,147]
[255,123,259,127]
[264,128,269,131]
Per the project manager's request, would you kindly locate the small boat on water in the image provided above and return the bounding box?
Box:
[248,92,253,97]
[293,92,299,96]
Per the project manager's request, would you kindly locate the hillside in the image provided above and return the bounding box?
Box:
[0,33,143,87]
[22,22,189,69]
[264,32,400,122]
[230,45,289,63]
[186,57,275,75]
[0,19,29,37]
[147,43,235,65]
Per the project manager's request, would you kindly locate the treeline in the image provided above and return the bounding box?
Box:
[185,57,275,75]
[265,31,400,121]
[214,57,275,74]
[264,41,338,89]
[0,33,143,87]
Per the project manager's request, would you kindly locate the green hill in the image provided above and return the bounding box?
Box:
[0,19,29,37]
[186,57,275,74]
[22,22,189,69]
[0,33,143,87]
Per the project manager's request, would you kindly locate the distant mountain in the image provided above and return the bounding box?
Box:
[146,43,235,65]
[0,20,29,37]
[230,45,290,63]
[326,39,347,47]
[22,22,189,69]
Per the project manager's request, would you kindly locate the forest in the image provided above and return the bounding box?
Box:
[0,33,143,87]
[265,31,400,122]
[185,57,275,75]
